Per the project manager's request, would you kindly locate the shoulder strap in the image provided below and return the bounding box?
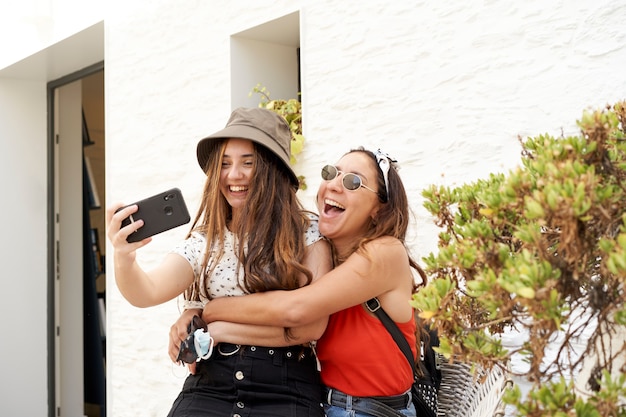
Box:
[365,297,416,372]
[367,298,441,417]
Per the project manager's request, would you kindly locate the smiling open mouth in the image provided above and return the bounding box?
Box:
[230,186,248,192]
[324,198,345,214]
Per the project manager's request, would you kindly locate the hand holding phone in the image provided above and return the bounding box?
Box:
[117,188,191,243]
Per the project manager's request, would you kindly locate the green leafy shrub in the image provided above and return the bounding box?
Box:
[413,101,626,415]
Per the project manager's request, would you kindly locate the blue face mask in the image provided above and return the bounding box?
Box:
[193,328,214,360]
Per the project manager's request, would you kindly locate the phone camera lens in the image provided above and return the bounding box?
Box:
[164,206,173,216]
[164,193,174,201]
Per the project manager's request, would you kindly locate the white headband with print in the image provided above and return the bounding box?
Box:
[375,149,397,201]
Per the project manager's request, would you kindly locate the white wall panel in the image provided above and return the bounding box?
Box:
[0,78,48,417]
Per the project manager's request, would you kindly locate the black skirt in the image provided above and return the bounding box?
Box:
[167,344,324,417]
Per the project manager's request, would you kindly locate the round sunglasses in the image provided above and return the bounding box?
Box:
[321,165,377,194]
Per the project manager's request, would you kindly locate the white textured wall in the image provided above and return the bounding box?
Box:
[0,78,48,417]
[0,0,103,69]
[102,1,626,415]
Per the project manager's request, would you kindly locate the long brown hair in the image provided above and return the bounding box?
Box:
[184,139,313,301]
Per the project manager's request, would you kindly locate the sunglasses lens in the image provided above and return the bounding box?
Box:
[342,174,362,191]
[321,165,338,181]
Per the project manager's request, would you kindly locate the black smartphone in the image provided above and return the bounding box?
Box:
[117,188,191,243]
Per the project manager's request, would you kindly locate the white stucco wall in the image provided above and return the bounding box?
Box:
[0,0,104,69]
[1,0,625,416]
[104,1,626,415]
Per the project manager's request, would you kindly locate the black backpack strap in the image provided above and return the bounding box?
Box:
[366,298,440,417]
[365,298,417,372]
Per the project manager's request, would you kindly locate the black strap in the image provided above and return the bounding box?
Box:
[365,298,417,372]
[366,298,440,417]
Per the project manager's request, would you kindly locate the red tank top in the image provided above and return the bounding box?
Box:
[316,303,417,397]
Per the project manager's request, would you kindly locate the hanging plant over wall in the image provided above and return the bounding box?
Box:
[251,84,307,190]
[412,101,626,416]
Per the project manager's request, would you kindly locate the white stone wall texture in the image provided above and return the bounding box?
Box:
[101,0,626,415]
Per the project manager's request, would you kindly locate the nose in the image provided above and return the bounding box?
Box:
[326,172,344,192]
[227,163,245,179]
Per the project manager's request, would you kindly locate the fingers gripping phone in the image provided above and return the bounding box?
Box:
[117,188,191,243]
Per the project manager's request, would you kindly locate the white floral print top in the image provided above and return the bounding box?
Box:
[172,213,323,308]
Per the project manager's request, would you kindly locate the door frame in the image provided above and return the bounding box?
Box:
[47,60,105,417]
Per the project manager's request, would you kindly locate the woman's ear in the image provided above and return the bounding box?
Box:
[370,205,380,224]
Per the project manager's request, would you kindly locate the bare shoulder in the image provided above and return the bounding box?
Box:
[362,237,409,269]
[364,236,406,256]
[363,237,414,321]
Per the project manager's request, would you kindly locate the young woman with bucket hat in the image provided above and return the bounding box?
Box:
[172,146,426,417]
[107,107,332,416]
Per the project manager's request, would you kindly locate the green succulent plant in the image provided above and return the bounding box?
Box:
[413,101,626,416]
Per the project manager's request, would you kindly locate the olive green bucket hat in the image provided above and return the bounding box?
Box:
[196,107,298,188]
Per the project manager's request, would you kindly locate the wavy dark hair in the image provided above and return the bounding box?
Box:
[184,139,313,302]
